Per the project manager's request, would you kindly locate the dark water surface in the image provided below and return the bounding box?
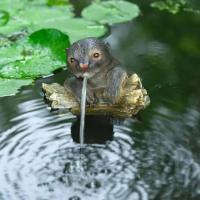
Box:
[0,8,200,200]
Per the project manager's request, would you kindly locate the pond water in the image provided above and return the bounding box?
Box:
[0,6,200,200]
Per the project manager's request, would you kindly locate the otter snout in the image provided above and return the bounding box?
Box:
[80,63,89,71]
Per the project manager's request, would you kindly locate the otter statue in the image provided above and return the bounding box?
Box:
[64,37,127,105]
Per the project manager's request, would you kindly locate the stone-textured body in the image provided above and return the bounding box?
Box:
[64,37,127,104]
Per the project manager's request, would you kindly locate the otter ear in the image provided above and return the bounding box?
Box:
[105,42,110,49]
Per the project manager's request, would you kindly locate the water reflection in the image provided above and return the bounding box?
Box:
[71,116,114,144]
[134,106,200,200]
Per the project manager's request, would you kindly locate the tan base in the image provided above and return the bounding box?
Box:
[42,73,150,117]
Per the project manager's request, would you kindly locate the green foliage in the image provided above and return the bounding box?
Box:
[150,0,200,14]
[47,0,69,6]
[0,36,11,47]
[82,1,140,25]
[29,29,70,62]
[34,18,107,43]
[151,0,186,14]
[0,10,9,26]
[0,0,26,15]
[0,5,73,35]
[0,29,70,79]
[0,78,32,97]
[0,1,107,42]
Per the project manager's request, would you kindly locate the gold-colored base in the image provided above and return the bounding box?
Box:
[42,73,150,117]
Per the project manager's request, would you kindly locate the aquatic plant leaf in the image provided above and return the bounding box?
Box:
[0,47,62,79]
[0,35,12,48]
[0,3,107,43]
[81,0,140,25]
[29,28,70,62]
[34,18,107,43]
[0,29,70,79]
[151,0,186,14]
[0,10,9,26]
[47,0,69,6]
[0,6,73,35]
[0,78,32,97]
[0,0,26,15]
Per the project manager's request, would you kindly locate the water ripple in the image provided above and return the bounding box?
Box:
[0,98,148,200]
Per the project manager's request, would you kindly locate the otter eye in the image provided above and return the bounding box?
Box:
[70,58,75,63]
[93,52,100,58]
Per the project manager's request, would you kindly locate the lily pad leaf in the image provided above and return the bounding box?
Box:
[0,78,33,97]
[0,4,107,43]
[0,36,11,47]
[0,0,26,15]
[0,29,70,79]
[82,0,140,25]
[0,6,74,35]
[35,18,107,43]
[151,0,186,14]
[47,0,69,6]
[29,28,70,62]
[0,10,9,26]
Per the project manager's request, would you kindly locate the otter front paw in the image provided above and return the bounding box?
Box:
[73,92,97,105]
[86,90,98,105]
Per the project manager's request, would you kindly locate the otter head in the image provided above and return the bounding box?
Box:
[67,37,112,78]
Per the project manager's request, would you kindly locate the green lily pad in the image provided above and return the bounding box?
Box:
[0,78,33,97]
[0,0,26,15]
[47,0,69,6]
[0,29,70,79]
[0,36,11,47]
[0,6,74,34]
[0,10,9,26]
[29,28,70,61]
[151,0,186,14]
[0,3,107,43]
[82,0,140,25]
[34,18,107,43]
